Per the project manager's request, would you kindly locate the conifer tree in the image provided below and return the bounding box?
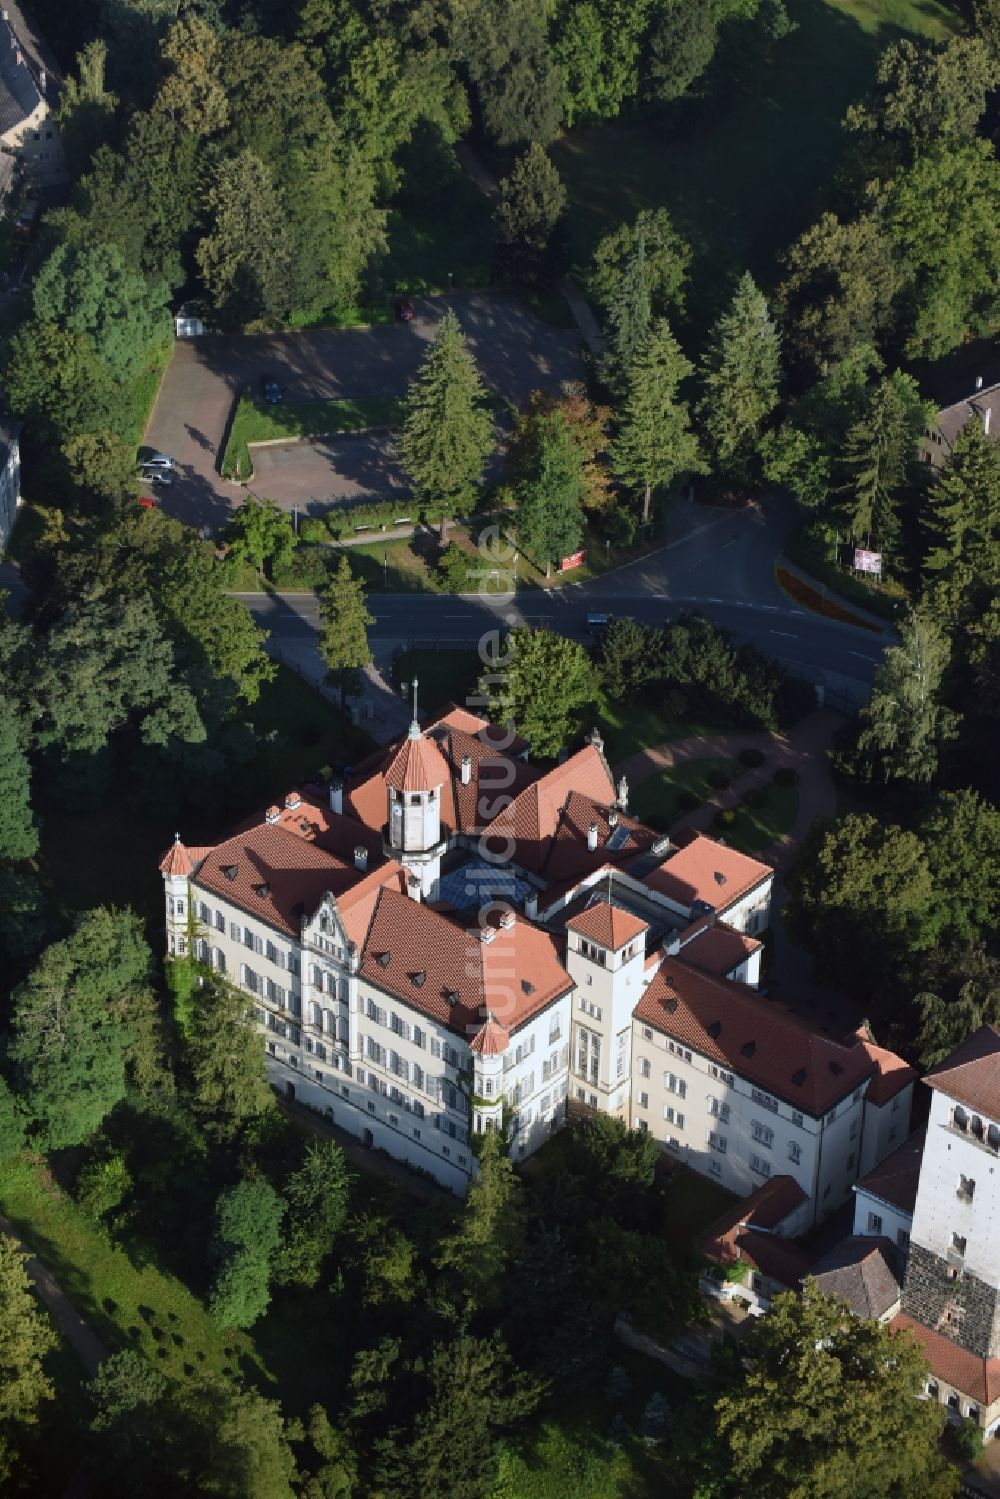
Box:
[494,143,568,286]
[604,231,650,391]
[0,700,38,864]
[612,319,702,521]
[399,311,494,509]
[697,271,780,483]
[318,554,374,711]
[515,411,586,576]
[836,371,926,556]
[185,972,274,1142]
[857,610,959,783]
[922,418,1000,622]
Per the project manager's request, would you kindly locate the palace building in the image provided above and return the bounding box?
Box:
[160,703,910,1202]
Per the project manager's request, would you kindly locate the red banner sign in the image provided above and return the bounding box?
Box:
[560,550,585,572]
[853,548,882,575]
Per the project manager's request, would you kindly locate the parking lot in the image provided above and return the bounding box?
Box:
[142,292,584,532]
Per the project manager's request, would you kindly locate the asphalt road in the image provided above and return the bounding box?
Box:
[143,291,582,527]
[236,500,889,697]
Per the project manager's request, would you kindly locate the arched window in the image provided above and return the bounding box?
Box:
[953,1106,968,1132]
[972,1115,985,1141]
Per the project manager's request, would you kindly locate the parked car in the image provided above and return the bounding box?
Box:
[138,450,176,470]
[585,611,614,636]
[137,496,158,510]
[394,298,414,323]
[141,468,174,487]
[262,376,284,404]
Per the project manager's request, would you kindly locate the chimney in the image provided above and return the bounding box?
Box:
[985,406,992,437]
[285,789,302,810]
[461,754,472,786]
[587,822,599,852]
[39,68,45,94]
[265,805,280,825]
[353,845,368,872]
[407,873,421,901]
[976,375,984,392]
[480,925,497,944]
[608,808,619,829]
[499,909,515,930]
[617,775,629,812]
[524,891,538,920]
[589,727,604,751]
[329,779,343,815]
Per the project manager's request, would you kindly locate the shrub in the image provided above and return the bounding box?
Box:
[676,789,701,812]
[774,766,798,787]
[742,787,765,809]
[298,518,328,544]
[948,1420,984,1462]
[76,1153,133,1222]
[707,769,731,790]
[739,747,765,768]
[714,808,736,829]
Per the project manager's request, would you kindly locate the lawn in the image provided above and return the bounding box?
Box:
[629,757,740,831]
[722,781,799,855]
[391,648,484,715]
[596,696,718,766]
[0,1157,257,1385]
[287,301,394,331]
[659,1163,739,1262]
[221,393,405,480]
[550,0,960,331]
[383,169,496,294]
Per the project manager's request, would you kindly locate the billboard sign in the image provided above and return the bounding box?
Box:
[853,548,882,575]
[560,549,585,572]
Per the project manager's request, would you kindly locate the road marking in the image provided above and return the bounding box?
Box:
[849,651,878,661]
[704,596,724,603]
[762,605,778,611]
[768,630,796,638]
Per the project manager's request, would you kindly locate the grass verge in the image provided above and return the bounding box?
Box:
[391,648,483,714]
[597,697,719,765]
[0,1156,255,1384]
[287,302,394,331]
[720,781,799,855]
[221,394,405,480]
[629,757,740,830]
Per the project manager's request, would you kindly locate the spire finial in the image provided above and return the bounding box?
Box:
[407,676,420,739]
[174,831,181,844]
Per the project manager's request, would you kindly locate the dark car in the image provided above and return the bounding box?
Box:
[585,611,614,636]
[394,298,414,323]
[262,376,284,404]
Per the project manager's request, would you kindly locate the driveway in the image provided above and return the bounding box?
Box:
[142,292,583,530]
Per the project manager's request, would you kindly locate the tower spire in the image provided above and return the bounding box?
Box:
[408,676,420,739]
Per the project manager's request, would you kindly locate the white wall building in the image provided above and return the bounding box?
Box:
[160,708,911,1210]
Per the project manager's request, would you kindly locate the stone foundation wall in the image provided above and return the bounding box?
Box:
[902,1241,1000,1359]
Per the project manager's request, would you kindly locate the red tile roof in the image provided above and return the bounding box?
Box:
[890,1315,1000,1407]
[490,743,617,872]
[469,1015,510,1055]
[356,892,573,1040]
[541,789,658,882]
[159,837,215,878]
[924,1024,1000,1119]
[640,833,772,914]
[680,918,761,977]
[701,1176,813,1288]
[634,958,878,1115]
[383,724,451,793]
[565,900,647,950]
[855,1130,924,1216]
[849,1025,918,1106]
[240,788,384,868]
[193,823,365,938]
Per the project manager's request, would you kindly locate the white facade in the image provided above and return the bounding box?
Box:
[910,1087,1000,1289]
[566,926,645,1117]
[853,1186,912,1254]
[629,1024,871,1221]
[859,1085,913,1176]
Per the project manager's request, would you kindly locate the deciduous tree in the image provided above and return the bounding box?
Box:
[919,790,1000,950]
[681,1282,957,1498]
[275,1140,351,1289]
[227,496,297,582]
[0,1235,56,1484]
[0,699,38,863]
[588,207,689,323]
[479,627,593,759]
[209,1178,285,1328]
[153,15,229,137]
[197,150,294,328]
[436,1131,525,1311]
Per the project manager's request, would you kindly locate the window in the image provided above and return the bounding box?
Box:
[710,1065,735,1086]
[707,1130,727,1154]
[175,899,186,918]
[792,1111,803,1128]
[215,910,225,931]
[708,1158,722,1178]
[897,1229,910,1252]
[751,1121,773,1149]
[788,1141,801,1165]
[667,1041,692,1063]
[413,1128,421,1140]
[957,1175,975,1203]
[642,1026,653,1041]
[664,1072,686,1098]
[849,1120,858,1139]
[663,1106,684,1129]
[826,1107,837,1124]
[576,1028,600,1085]
[638,1091,649,1108]
[707,1097,730,1122]
[578,997,602,1020]
[549,1017,561,1044]
[751,1088,779,1114]
[638,1057,651,1079]
[750,1154,772,1179]
[867,1212,883,1234]
[952,1233,967,1257]
[637,1119,648,1133]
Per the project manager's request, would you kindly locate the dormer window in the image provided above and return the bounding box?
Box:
[953,1106,968,1132]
